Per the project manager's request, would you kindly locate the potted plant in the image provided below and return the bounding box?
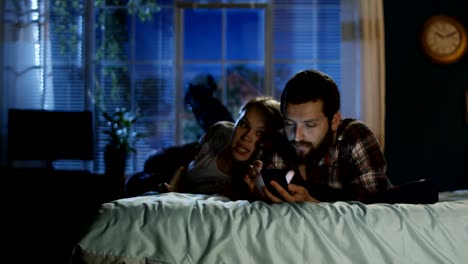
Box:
[102,107,143,177]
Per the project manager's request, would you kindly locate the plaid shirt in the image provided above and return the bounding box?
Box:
[270,118,391,203]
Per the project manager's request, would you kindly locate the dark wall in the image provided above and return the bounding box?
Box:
[384,0,468,191]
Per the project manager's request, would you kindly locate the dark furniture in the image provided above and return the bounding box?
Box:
[0,168,120,263]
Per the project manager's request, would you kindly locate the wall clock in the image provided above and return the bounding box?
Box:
[420,14,468,64]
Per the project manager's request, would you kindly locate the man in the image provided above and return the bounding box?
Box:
[245,69,392,203]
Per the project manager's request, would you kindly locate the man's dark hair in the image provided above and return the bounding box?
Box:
[280,69,341,121]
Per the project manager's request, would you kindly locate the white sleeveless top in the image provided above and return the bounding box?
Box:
[186,121,234,194]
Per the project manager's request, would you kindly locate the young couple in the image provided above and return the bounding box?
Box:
[168,69,392,203]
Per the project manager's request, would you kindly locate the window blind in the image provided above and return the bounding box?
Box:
[272,0,341,98]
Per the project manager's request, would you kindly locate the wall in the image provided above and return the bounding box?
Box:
[384,0,468,191]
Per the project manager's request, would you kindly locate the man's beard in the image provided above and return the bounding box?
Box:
[294,128,335,165]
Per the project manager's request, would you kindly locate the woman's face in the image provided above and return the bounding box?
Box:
[230,107,266,162]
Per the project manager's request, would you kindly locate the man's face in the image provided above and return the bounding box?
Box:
[283,101,334,161]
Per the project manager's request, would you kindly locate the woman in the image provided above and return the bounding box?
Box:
[166,96,283,200]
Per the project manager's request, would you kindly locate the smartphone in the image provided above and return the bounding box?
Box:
[261,169,294,199]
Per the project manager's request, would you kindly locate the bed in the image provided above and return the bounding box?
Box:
[70,192,468,264]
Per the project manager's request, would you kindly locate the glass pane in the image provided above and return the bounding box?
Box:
[51,64,86,110]
[182,64,224,143]
[95,7,130,61]
[273,63,341,100]
[50,1,84,65]
[275,0,339,4]
[273,5,340,61]
[134,7,174,61]
[183,0,268,3]
[134,64,175,150]
[133,61,176,173]
[226,9,265,61]
[94,65,131,110]
[184,9,222,61]
[225,64,264,119]
[316,7,341,60]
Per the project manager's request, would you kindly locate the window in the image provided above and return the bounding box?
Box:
[2,0,342,174]
[178,3,267,143]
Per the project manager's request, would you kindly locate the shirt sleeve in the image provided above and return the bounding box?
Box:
[345,121,392,202]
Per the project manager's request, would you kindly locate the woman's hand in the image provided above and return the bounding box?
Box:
[243,160,267,199]
[164,165,185,192]
[163,183,175,192]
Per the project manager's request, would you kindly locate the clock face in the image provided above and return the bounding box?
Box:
[421,15,467,64]
[425,21,461,55]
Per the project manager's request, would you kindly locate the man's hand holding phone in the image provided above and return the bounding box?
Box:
[261,169,294,200]
[260,168,320,203]
[243,161,319,203]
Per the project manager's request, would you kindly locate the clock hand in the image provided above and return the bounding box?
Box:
[435,32,445,38]
[445,31,457,38]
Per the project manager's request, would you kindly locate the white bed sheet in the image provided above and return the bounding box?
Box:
[71,192,468,264]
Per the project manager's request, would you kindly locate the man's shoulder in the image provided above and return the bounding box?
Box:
[337,118,374,142]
